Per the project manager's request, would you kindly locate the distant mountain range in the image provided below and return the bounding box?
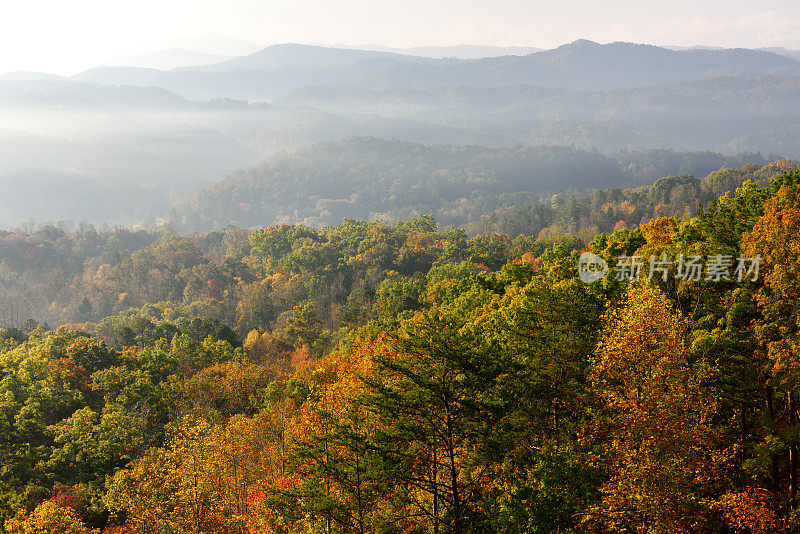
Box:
[759,47,800,61]
[180,43,430,72]
[666,44,800,61]
[4,40,799,98]
[334,44,544,59]
[1,38,799,228]
[47,40,798,102]
[357,39,800,91]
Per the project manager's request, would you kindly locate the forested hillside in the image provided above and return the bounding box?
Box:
[278,75,800,156]
[2,159,794,330]
[2,165,800,531]
[168,137,778,231]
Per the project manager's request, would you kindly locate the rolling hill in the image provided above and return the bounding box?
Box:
[167,137,774,232]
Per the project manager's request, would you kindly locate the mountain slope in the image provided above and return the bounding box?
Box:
[186,43,427,72]
[336,44,544,59]
[72,40,800,101]
[366,40,800,90]
[277,75,800,157]
[168,137,769,232]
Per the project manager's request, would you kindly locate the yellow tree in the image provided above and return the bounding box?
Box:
[107,411,289,534]
[586,283,723,533]
[203,414,280,533]
[5,501,96,534]
[249,336,391,534]
[742,177,800,510]
[105,418,227,533]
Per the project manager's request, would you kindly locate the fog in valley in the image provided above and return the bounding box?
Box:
[1,40,799,230]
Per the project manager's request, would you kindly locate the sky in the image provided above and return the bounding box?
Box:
[2,0,800,75]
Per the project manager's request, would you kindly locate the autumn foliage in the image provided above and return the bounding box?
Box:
[1,171,800,532]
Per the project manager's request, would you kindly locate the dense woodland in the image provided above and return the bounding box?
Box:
[1,161,800,532]
[168,138,777,231]
[2,158,792,329]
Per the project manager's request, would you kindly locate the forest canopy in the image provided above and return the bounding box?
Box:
[1,164,800,532]
[168,137,778,232]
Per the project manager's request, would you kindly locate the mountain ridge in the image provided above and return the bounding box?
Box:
[68,40,800,100]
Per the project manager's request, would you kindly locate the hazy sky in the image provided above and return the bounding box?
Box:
[2,0,800,75]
